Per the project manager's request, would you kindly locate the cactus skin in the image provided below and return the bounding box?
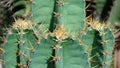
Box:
[17,30,37,68]
[2,29,36,68]
[90,28,114,68]
[101,28,114,68]
[50,0,93,68]
[96,0,106,16]
[31,0,54,30]
[109,0,120,25]
[29,37,54,68]
[52,0,85,36]
[2,32,18,68]
[1,0,115,68]
[90,30,103,67]
[54,30,94,68]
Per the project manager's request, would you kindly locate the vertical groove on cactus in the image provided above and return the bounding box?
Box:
[90,30,103,67]
[101,28,114,68]
[51,25,94,68]
[90,26,114,68]
[17,30,36,68]
[49,0,92,68]
[52,0,85,36]
[31,0,54,30]
[29,37,55,68]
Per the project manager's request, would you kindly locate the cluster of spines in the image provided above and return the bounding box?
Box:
[50,0,92,68]
[2,19,54,68]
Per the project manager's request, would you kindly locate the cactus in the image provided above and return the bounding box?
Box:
[51,0,85,35]
[0,0,31,17]
[2,19,34,68]
[12,0,31,17]
[31,0,54,30]
[1,0,115,68]
[109,0,120,25]
[89,22,114,68]
[99,0,113,21]
[96,0,106,16]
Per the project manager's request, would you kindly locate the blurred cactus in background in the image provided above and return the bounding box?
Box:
[109,0,120,68]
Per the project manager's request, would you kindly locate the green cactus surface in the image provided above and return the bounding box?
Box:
[3,32,18,68]
[96,0,106,16]
[1,0,115,68]
[90,28,114,68]
[51,0,85,36]
[109,0,120,25]
[31,0,54,30]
